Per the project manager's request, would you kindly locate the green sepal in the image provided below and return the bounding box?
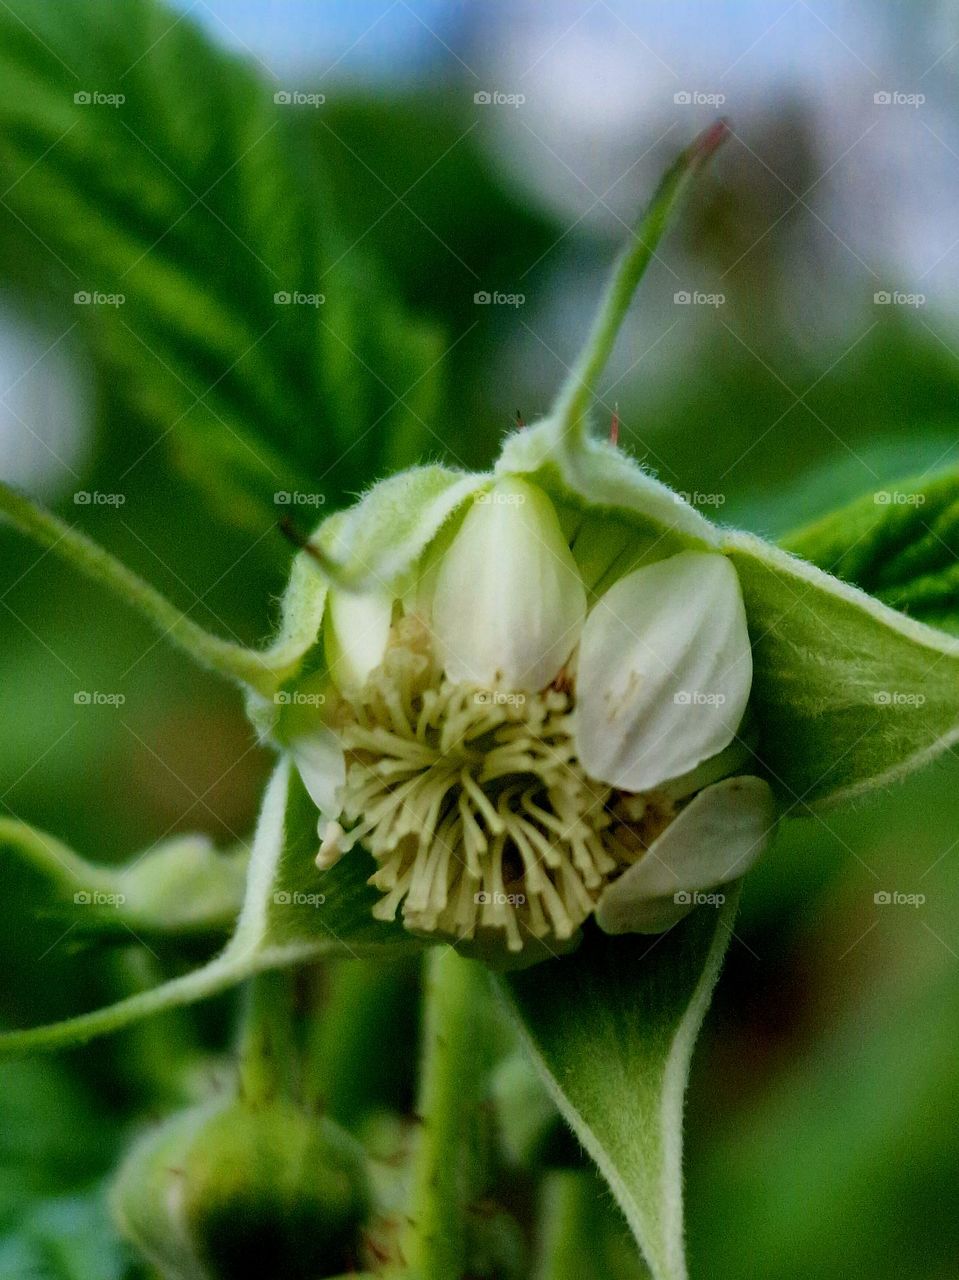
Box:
[500,895,740,1280]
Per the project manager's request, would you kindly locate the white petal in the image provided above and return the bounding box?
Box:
[596,775,777,934]
[325,587,393,693]
[430,477,586,691]
[290,728,345,819]
[574,551,752,792]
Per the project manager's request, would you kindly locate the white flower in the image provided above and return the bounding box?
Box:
[286,463,776,955]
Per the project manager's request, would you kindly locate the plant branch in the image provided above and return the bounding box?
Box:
[401,947,489,1279]
[0,480,294,695]
[237,969,297,1106]
[552,119,728,451]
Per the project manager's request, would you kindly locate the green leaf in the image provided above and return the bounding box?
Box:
[500,892,740,1280]
[0,0,445,521]
[0,817,245,938]
[725,529,959,807]
[781,463,959,633]
[0,757,419,1059]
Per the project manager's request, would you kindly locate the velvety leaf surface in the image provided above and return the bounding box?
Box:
[781,464,959,633]
[501,893,740,1280]
[0,0,445,523]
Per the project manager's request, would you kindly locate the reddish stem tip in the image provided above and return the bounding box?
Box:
[691,118,730,167]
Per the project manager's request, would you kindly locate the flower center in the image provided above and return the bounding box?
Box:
[329,617,672,952]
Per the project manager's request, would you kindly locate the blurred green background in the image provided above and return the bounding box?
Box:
[0,1,957,1276]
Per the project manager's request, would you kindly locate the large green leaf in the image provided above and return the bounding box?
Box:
[781,464,959,633]
[0,0,444,521]
[500,893,740,1280]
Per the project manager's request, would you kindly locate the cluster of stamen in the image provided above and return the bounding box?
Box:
[328,618,663,952]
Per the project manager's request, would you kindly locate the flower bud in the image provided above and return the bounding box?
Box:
[112,1095,370,1280]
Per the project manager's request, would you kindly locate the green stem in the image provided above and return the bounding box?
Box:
[236,969,297,1106]
[534,1172,612,1280]
[0,480,292,695]
[304,957,415,1125]
[401,947,489,1280]
[552,119,728,450]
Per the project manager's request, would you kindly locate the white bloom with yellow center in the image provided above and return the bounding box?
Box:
[288,465,776,955]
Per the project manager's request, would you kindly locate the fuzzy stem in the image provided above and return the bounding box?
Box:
[401,947,488,1279]
[0,480,291,695]
[553,119,728,450]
